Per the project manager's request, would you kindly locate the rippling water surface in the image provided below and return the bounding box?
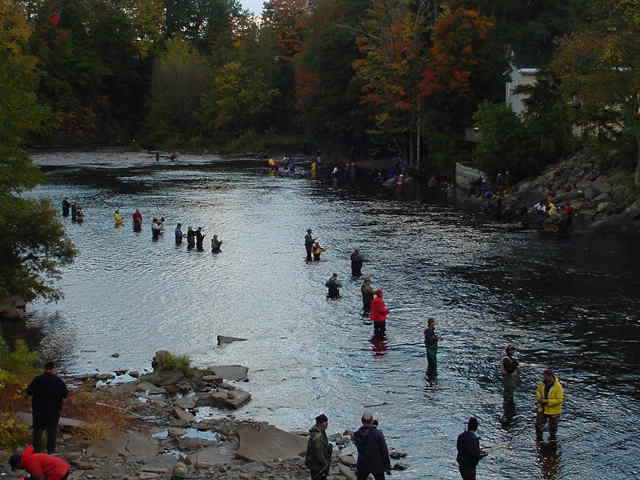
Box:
[11,152,640,479]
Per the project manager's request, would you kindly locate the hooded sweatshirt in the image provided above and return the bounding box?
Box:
[353,424,390,474]
[20,445,70,480]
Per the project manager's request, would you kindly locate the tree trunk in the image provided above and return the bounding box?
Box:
[635,131,640,187]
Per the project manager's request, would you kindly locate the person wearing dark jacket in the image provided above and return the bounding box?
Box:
[325,273,342,299]
[186,227,196,249]
[305,414,332,480]
[361,279,374,316]
[353,412,391,480]
[175,223,183,245]
[305,229,315,261]
[350,249,365,277]
[196,227,206,251]
[26,362,68,453]
[424,318,442,385]
[61,198,70,217]
[456,417,487,480]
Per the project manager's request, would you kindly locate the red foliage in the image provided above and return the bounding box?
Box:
[48,12,61,28]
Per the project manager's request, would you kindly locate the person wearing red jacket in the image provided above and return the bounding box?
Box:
[9,445,70,480]
[370,289,390,338]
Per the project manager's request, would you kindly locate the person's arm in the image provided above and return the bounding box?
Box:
[379,432,391,472]
[25,378,35,396]
[467,434,483,463]
[22,458,43,480]
[547,382,564,409]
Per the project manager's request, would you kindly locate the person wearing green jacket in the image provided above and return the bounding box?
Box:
[305,414,333,480]
[535,369,564,442]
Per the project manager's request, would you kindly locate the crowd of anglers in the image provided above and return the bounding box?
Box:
[305,227,565,480]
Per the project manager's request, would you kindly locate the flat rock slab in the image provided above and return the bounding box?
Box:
[87,431,158,458]
[141,455,178,472]
[173,407,195,423]
[196,390,251,409]
[135,381,168,394]
[16,412,88,429]
[187,446,235,468]
[235,424,307,462]
[206,365,249,381]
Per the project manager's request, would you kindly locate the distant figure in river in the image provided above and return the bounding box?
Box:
[353,411,391,480]
[305,414,332,480]
[113,208,123,227]
[195,227,206,251]
[535,369,564,443]
[186,227,196,249]
[361,279,374,316]
[350,249,365,277]
[312,241,326,262]
[325,273,342,299]
[151,218,161,241]
[423,318,442,386]
[61,198,70,217]
[305,229,315,261]
[175,223,183,245]
[310,160,317,178]
[370,290,389,337]
[169,152,178,162]
[70,201,77,222]
[502,345,519,413]
[456,417,487,480]
[158,216,165,234]
[211,234,222,253]
[75,206,84,224]
[132,209,142,232]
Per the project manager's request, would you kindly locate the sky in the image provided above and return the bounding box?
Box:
[242,0,263,15]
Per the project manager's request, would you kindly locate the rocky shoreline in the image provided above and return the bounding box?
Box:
[1,352,407,480]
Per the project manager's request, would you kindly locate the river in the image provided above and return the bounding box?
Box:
[8,151,640,479]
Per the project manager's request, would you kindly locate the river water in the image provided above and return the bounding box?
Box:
[10,152,640,479]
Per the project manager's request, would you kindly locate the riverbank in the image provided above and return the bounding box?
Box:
[0,355,407,480]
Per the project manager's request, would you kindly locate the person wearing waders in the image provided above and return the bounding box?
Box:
[370,290,389,337]
[132,209,142,232]
[350,249,365,277]
[175,223,183,245]
[361,278,374,316]
[26,362,68,453]
[9,446,71,480]
[186,227,196,249]
[535,369,564,443]
[61,198,70,217]
[424,318,442,386]
[70,202,77,222]
[195,227,206,251]
[456,417,487,480]
[305,229,315,261]
[325,273,342,299]
[305,414,332,480]
[211,234,222,253]
[353,412,391,480]
[502,345,519,415]
[151,218,161,241]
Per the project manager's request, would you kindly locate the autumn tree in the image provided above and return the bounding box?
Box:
[0,0,76,302]
[552,0,640,184]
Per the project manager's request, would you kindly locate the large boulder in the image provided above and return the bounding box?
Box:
[195,389,251,410]
[235,424,307,462]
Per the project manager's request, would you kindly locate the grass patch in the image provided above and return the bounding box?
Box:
[152,351,193,375]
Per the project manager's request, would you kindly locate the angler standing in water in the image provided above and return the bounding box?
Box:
[361,279,374,316]
[325,273,342,299]
[113,208,123,227]
[456,417,487,480]
[370,290,389,337]
[535,369,564,443]
[61,198,70,217]
[350,249,365,277]
[132,209,142,232]
[196,227,206,251]
[151,218,161,241]
[211,234,222,253]
[424,318,442,386]
[305,229,315,261]
[70,201,77,222]
[186,227,196,249]
[502,345,519,417]
[175,223,183,245]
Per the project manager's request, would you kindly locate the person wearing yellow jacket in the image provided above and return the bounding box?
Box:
[535,369,564,442]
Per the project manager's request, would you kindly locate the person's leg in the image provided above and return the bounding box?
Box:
[535,412,547,441]
[548,415,560,441]
[46,415,59,453]
[372,473,386,480]
[459,465,476,480]
[32,426,44,453]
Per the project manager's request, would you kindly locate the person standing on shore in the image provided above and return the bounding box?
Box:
[305,229,315,261]
[305,414,332,480]
[9,446,71,480]
[61,198,70,217]
[424,318,442,386]
[456,417,487,480]
[370,290,389,337]
[26,361,68,453]
[353,412,391,480]
[361,279,374,316]
[535,369,564,443]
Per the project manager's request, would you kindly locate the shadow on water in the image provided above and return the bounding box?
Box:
[7,152,640,480]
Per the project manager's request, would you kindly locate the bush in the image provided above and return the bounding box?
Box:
[153,351,192,375]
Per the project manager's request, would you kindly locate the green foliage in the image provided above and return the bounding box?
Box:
[154,352,193,375]
[0,338,39,376]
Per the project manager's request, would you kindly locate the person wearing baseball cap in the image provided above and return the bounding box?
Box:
[9,445,70,480]
[305,414,332,480]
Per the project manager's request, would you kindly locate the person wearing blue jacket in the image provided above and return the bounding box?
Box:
[353,412,391,480]
[456,417,487,480]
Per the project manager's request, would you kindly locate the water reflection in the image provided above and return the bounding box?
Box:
[10,152,640,479]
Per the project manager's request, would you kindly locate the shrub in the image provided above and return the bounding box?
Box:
[153,351,192,375]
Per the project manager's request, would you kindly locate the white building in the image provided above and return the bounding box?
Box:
[506,67,540,116]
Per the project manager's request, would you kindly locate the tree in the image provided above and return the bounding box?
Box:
[0,0,76,303]
[552,0,640,184]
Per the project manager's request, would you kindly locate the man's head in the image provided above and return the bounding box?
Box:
[361,411,374,425]
[9,454,21,470]
[315,414,328,428]
[506,345,515,356]
[427,318,436,328]
[543,369,555,384]
[467,417,479,432]
[44,361,55,371]
[332,273,337,278]
[307,229,312,233]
